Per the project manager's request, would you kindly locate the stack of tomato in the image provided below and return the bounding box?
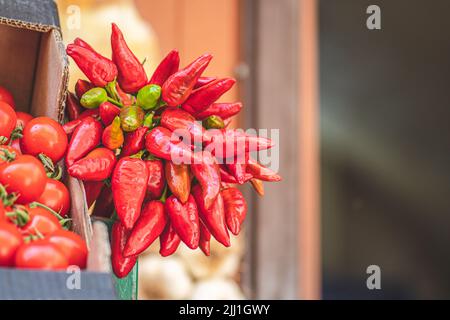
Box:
[65,23,281,278]
[0,85,87,270]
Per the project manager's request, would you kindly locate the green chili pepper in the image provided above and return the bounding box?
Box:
[80,87,108,109]
[136,84,162,110]
[120,105,145,132]
[203,115,225,129]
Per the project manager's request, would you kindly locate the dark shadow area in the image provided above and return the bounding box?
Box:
[320,0,450,299]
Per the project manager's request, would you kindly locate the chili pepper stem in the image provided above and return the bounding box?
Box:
[159,184,168,203]
[0,136,8,145]
[111,210,119,221]
[143,112,154,128]
[105,80,120,103]
[130,150,145,159]
[107,97,124,108]
[29,201,65,221]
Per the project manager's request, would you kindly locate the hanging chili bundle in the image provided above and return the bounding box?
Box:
[64,23,282,279]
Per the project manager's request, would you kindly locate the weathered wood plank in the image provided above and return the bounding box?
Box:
[241,0,302,299]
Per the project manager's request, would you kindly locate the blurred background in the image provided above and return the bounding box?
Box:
[56,0,450,299]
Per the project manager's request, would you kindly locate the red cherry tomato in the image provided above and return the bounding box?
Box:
[0,85,15,109]
[15,239,68,270]
[47,229,88,268]
[0,155,47,204]
[0,101,17,141]
[0,145,20,166]
[20,117,68,163]
[15,111,33,129]
[36,179,71,217]
[0,202,5,221]
[20,206,62,236]
[0,222,23,266]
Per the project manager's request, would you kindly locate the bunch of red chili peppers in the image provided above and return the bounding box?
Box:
[65,23,281,278]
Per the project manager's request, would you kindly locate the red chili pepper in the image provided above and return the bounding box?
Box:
[182,78,236,114]
[121,127,148,157]
[207,129,274,158]
[246,157,282,182]
[221,187,247,236]
[102,116,124,150]
[191,151,221,209]
[161,107,211,144]
[145,159,165,200]
[66,92,83,121]
[223,118,233,128]
[75,79,94,99]
[196,102,243,120]
[73,37,94,50]
[99,101,121,126]
[192,184,230,247]
[63,119,82,136]
[165,161,191,203]
[226,152,249,185]
[123,200,167,257]
[111,221,137,278]
[162,54,212,107]
[250,178,264,197]
[65,116,102,167]
[92,186,114,218]
[115,82,135,106]
[159,222,181,257]
[226,163,248,185]
[78,108,99,120]
[68,147,116,181]
[219,165,252,184]
[112,157,149,230]
[194,76,217,89]
[111,23,148,93]
[149,49,180,86]
[180,103,197,116]
[66,44,117,88]
[145,126,195,163]
[199,222,211,256]
[84,181,104,208]
[165,194,199,249]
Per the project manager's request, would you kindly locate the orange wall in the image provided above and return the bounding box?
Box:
[134,0,239,103]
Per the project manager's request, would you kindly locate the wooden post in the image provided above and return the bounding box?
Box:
[298,0,320,300]
[240,0,320,299]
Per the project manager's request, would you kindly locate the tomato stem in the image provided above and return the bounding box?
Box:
[59,218,72,229]
[29,201,65,221]
[9,126,23,141]
[0,148,16,162]
[33,227,45,239]
[6,207,30,226]
[38,153,62,180]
